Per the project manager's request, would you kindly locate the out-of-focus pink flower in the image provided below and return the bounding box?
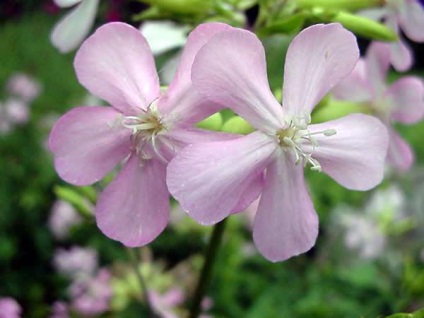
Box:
[49,301,69,318]
[6,73,41,103]
[361,0,424,71]
[0,98,29,134]
[70,268,112,316]
[0,297,22,318]
[167,23,388,262]
[333,42,424,171]
[48,200,83,239]
[49,22,233,247]
[53,246,98,279]
[149,288,185,318]
[50,0,100,53]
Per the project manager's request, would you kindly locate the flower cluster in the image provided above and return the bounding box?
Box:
[50,22,391,262]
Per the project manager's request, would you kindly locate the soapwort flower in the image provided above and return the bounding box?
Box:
[167,24,389,262]
[49,22,232,246]
[333,42,424,171]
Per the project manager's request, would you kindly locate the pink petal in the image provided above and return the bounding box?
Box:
[74,22,160,115]
[387,128,414,171]
[51,0,99,53]
[253,154,319,262]
[365,42,391,94]
[166,132,278,225]
[398,0,424,42]
[49,106,131,185]
[389,38,413,72]
[191,28,284,133]
[283,23,359,117]
[159,23,234,124]
[386,76,424,124]
[96,155,169,246]
[332,59,372,102]
[306,114,388,190]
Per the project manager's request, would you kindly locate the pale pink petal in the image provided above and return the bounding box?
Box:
[389,38,414,72]
[283,23,359,117]
[158,127,237,162]
[306,114,388,190]
[49,106,132,185]
[398,0,424,42]
[231,173,264,213]
[253,154,319,262]
[386,128,414,171]
[365,42,391,94]
[51,0,99,53]
[191,29,284,133]
[332,59,372,102]
[386,76,424,124]
[167,132,277,225]
[75,22,160,115]
[96,155,169,246]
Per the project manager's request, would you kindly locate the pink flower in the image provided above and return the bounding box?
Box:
[6,73,41,103]
[48,200,83,239]
[167,24,388,262]
[53,246,98,279]
[333,42,424,171]
[70,268,112,316]
[49,22,232,247]
[149,288,185,318]
[362,0,424,71]
[0,297,21,318]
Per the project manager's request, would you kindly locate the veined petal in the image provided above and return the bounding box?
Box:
[191,29,284,133]
[306,114,388,190]
[167,131,277,225]
[49,106,131,186]
[96,156,169,246]
[159,23,233,124]
[253,154,319,262]
[157,127,237,162]
[332,59,372,102]
[74,22,160,115]
[398,0,424,42]
[386,128,414,171]
[386,76,424,124]
[51,0,99,53]
[283,23,359,117]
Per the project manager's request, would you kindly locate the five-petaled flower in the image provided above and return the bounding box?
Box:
[166,23,389,262]
[333,41,424,171]
[49,22,233,247]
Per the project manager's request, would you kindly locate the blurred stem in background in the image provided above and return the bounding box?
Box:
[189,219,228,318]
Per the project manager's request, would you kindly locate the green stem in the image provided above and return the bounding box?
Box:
[189,219,228,318]
[127,249,160,318]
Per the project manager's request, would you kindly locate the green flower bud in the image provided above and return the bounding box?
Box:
[329,11,397,41]
[295,0,385,11]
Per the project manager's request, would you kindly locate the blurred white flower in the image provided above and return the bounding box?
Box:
[48,200,83,239]
[53,246,98,279]
[51,0,100,53]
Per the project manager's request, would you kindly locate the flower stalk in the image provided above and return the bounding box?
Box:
[189,219,228,318]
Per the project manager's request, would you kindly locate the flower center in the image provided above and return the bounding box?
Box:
[121,103,167,161]
[277,114,336,172]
